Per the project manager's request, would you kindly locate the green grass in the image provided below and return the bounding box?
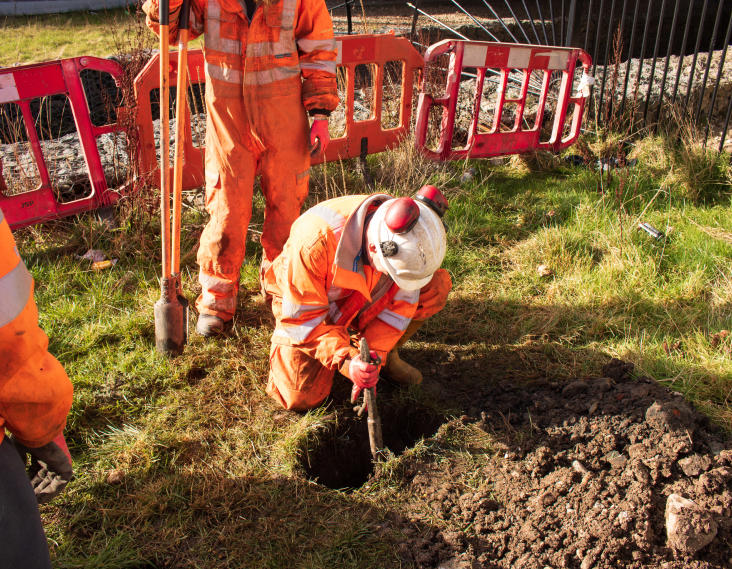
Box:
[11,134,731,566]
[0,6,202,67]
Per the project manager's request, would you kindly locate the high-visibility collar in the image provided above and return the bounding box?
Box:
[332,194,391,301]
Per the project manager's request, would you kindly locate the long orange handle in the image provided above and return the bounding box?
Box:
[171,0,191,277]
[159,1,171,281]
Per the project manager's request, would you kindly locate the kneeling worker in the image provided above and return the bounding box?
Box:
[263,185,452,411]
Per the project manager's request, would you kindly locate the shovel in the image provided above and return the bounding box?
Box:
[154,0,191,355]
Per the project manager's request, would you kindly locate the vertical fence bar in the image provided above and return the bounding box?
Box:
[583,0,594,52]
[670,0,696,104]
[632,0,655,114]
[598,0,618,116]
[619,0,641,115]
[694,0,725,124]
[536,0,550,45]
[592,0,606,76]
[561,0,565,45]
[346,0,352,34]
[549,0,556,45]
[719,95,732,152]
[565,0,578,46]
[653,0,682,125]
[683,0,711,113]
[522,0,542,44]
[703,8,731,146]
[642,0,668,125]
[606,0,629,121]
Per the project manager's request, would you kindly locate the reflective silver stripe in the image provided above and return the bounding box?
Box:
[206,2,242,54]
[281,0,296,30]
[296,38,337,53]
[272,313,326,342]
[306,204,346,232]
[0,208,5,223]
[243,65,300,86]
[199,291,236,313]
[300,61,337,74]
[199,271,237,294]
[394,289,420,304]
[206,62,243,84]
[377,309,411,331]
[328,302,342,323]
[0,260,32,328]
[281,297,327,319]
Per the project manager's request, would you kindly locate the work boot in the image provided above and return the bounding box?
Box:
[383,320,425,385]
[196,314,228,337]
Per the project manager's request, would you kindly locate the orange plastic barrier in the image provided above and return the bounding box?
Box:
[133,34,423,189]
[415,40,592,161]
[133,49,206,192]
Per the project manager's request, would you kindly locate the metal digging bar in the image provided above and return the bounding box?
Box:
[154,0,190,356]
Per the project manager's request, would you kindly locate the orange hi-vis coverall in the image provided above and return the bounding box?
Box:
[143,0,339,320]
[0,207,73,449]
[262,194,452,410]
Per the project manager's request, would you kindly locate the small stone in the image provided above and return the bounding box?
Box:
[106,469,125,485]
[537,264,554,277]
[562,380,589,395]
[665,493,718,555]
[679,454,713,477]
[572,460,589,474]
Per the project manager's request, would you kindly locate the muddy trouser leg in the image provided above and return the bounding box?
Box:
[0,438,52,569]
[267,343,336,411]
[251,86,311,266]
[195,94,258,321]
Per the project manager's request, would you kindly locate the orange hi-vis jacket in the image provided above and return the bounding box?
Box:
[0,208,73,448]
[144,0,338,115]
[264,194,445,370]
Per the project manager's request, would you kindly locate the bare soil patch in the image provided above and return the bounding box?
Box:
[375,358,731,569]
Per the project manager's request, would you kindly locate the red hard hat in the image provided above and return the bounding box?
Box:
[414,185,448,217]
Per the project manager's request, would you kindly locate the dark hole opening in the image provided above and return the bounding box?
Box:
[300,395,444,490]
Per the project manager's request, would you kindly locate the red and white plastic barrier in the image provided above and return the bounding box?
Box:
[0,56,127,229]
[415,40,592,161]
[1,37,593,229]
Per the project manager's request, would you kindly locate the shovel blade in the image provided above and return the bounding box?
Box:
[154,295,188,355]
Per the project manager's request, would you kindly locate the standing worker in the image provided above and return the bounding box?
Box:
[263,185,452,411]
[142,0,339,336]
[0,206,74,568]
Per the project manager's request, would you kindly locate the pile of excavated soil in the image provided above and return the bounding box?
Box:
[386,360,731,569]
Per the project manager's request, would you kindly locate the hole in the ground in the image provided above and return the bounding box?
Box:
[300,397,445,490]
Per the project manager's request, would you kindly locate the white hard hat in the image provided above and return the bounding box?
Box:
[366,196,447,291]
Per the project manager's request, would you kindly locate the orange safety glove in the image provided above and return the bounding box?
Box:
[13,433,73,504]
[309,117,330,156]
